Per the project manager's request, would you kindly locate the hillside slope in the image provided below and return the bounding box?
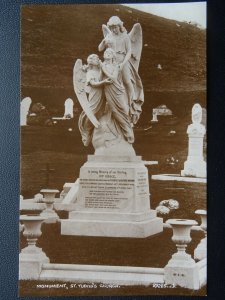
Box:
[21,4,206,120]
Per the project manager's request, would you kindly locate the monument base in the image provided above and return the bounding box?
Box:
[60,154,163,238]
[61,210,163,238]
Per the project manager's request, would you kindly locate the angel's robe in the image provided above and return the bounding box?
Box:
[100,31,144,124]
[102,62,134,144]
[78,68,104,146]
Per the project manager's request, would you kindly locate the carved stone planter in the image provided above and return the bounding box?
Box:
[194,210,207,260]
[164,219,199,289]
[40,189,59,223]
[19,215,49,280]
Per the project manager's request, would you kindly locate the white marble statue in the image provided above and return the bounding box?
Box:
[73,16,144,156]
[63,18,163,238]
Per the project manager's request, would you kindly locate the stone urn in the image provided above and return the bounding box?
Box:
[19,215,49,280]
[40,189,59,223]
[194,210,207,260]
[164,219,199,289]
[20,215,45,253]
[167,219,197,254]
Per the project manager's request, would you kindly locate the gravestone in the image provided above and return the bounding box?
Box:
[64,98,74,118]
[151,104,172,122]
[181,104,206,178]
[20,97,32,126]
[151,109,158,122]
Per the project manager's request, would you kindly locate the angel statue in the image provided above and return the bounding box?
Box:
[98,16,144,125]
[73,17,144,156]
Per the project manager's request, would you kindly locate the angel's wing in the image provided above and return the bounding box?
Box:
[73,59,100,128]
[129,23,143,72]
[102,24,111,38]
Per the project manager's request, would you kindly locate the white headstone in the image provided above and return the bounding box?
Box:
[64,98,74,118]
[20,97,32,126]
[151,109,158,122]
[151,105,172,122]
[156,105,172,116]
[181,104,206,178]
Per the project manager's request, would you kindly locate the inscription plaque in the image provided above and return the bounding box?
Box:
[61,157,163,237]
[77,164,150,212]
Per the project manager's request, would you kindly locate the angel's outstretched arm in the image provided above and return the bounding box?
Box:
[98,24,111,51]
[89,78,112,87]
[98,38,106,52]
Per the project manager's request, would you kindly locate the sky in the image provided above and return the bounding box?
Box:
[123,2,206,28]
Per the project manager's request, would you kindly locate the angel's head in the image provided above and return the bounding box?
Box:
[87,54,100,66]
[87,54,100,67]
[107,16,126,34]
[103,48,117,63]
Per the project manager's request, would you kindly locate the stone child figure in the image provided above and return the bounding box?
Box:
[77,54,112,146]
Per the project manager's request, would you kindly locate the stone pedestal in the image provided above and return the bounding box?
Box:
[61,155,163,237]
[164,251,199,289]
[164,219,199,289]
[20,246,50,280]
[181,104,206,178]
[19,215,50,280]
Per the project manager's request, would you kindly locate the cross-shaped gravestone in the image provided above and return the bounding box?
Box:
[41,163,55,188]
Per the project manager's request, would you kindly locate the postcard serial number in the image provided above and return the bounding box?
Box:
[152,283,176,288]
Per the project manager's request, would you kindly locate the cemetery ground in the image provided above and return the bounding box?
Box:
[21,117,206,219]
[19,223,206,296]
[20,121,206,296]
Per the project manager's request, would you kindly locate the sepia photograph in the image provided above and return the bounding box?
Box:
[19,2,207,296]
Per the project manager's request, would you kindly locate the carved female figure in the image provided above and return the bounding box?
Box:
[101,48,134,144]
[98,16,144,125]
